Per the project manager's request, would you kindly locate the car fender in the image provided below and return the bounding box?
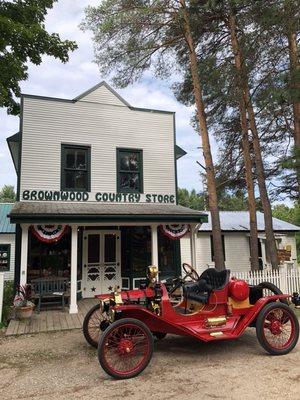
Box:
[233,294,290,336]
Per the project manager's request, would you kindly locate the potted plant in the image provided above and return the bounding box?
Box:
[13,284,35,320]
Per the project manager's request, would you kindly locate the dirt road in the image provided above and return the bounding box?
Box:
[0,328,299,400]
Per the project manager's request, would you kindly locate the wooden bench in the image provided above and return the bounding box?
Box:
[30,278,69,313]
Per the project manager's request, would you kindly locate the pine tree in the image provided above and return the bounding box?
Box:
[82,0,226,269]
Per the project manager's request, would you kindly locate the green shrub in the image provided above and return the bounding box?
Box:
[1,281,14,326]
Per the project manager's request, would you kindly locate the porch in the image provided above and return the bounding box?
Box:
[9,201,207,314]
[5,298,98,336]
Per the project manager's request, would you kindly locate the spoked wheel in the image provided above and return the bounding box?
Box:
[256,302,299,355]
[83,304,109,348]
[98,318,154,379]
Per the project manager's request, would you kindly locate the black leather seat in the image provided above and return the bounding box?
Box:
[183,269,230,304]
[198,268,230,290]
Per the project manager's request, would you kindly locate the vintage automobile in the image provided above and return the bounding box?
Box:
[83,264,299,379]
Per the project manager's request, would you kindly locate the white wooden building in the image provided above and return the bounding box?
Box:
[6,81,206,313]
[5,81,299,314]
[180,211,299,274]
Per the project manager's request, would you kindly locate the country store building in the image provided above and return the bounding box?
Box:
[6,81,207,314]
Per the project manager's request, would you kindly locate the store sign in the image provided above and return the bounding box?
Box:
[22,190,176,204]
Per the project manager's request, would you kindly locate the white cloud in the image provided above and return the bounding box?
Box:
[0,0,220,194]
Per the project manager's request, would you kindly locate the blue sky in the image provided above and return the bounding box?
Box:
[0,0,218,194]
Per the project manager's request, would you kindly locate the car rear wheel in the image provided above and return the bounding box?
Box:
[98,318,154,379]
[258,282,289,305]
[83,304,109,348]
[256,302,299,355]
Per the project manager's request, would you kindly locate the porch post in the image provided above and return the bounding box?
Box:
[260,238,267,268]
[151,224,159,267]
[190,224,197,268]
[20,224,29,286]
[70,225,78,314]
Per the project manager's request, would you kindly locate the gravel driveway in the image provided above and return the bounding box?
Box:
[0,327,299,400]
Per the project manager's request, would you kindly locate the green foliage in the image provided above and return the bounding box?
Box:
[178,187,251,211]
[81,1,183,87]
[0,185,16,202]
[272,203,300,226]
[1,281,14,327]
[0,0,77,115]
[178,188,206,210]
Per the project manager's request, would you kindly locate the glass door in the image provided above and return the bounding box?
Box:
[82,230,121,297]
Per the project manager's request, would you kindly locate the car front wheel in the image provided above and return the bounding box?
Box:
[256,302,299,355]
[98,318,154,379]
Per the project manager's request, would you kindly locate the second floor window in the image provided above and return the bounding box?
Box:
[117,148,143,193]
[61,144,91,191]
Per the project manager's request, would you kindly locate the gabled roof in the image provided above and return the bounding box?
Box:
[199,211,300,232]
[21,81,175,114]
[74,81,131,107]
[0,203,15,234]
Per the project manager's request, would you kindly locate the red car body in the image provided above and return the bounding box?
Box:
[96,282,290,342]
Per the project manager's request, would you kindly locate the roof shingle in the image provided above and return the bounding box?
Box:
[0,203,15,233]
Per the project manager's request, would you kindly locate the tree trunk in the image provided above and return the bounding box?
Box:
[287,30,300,194]
[245,100,278,269]
[180,0,225,270]
[227,9,278,270]
[228,14,260,271]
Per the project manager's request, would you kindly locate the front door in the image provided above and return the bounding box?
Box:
[82,230,121,297]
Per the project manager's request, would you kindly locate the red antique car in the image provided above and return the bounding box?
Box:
[83,264,299,379]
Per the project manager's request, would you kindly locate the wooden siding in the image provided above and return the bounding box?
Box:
[78,84,128,106]
[20,96,176,202]
[180,232,299,273]
[0,233,15,281]
[181,233,251,274]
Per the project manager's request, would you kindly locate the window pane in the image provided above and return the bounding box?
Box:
[65,171,87,190]
[74,171,87,190]
[66,150,76,168]
[105,234,116,263]
[88,235,100,263]
[65,171,75,189]
[120,172,139,191]
[76,150,86,170]
[120,153,130,170]
[128,152,139,171]
[120,152,140,171]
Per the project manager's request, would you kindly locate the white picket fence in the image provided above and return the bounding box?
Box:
[233,268,300,295]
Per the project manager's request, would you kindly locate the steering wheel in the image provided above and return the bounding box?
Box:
[182,263,199,282]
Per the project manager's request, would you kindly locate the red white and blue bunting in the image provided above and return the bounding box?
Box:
[31,225,68,243]
[160,224,190,240]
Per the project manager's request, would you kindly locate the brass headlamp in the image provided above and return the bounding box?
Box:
[147,265,159,285]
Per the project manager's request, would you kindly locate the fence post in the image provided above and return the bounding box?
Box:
[0,273,4,324]
[279,264,288,294]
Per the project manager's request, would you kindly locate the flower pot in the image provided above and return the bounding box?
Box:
[15,305,34,320]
